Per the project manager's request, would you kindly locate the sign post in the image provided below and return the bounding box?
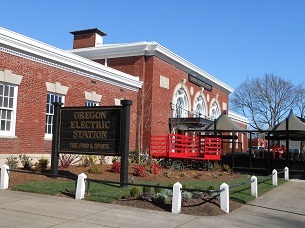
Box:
[51,102,62,176]
[120,100,132,188]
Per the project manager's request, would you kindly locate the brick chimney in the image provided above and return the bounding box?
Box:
[70,28,107,49]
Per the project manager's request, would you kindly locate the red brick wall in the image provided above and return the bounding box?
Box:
[0,51,138,154]
[105,55,231,151]
[73,34,96,49]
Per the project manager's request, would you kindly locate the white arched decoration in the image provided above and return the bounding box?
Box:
[193,91,208,118]
[209,97,221,120]
[172,83,191,118]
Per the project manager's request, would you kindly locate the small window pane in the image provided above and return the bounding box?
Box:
[0,84,3,95]
[1,120,5,130]
[6,121,10,131]
[7,111,11,119]
[4,85,9,96]
[9,98,13,108]
[1,110,5,119]
[9,87,14,97]
[3,97,8,107]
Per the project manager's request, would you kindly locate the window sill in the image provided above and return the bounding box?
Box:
[0,135,18,139]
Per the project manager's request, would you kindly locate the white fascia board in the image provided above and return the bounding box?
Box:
[70,41,234,94]
[0,27,143,90]
[228,111,250,125]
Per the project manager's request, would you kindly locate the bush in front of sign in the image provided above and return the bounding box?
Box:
[132,164,147,177]
[110,162,121,173]
[82,155,98,167]
[88,165,101,174]
[34,156,49,173]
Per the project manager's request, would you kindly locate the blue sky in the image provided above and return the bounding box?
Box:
[1,0,305,89]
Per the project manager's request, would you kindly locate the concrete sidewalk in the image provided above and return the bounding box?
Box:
[0,180,304,227]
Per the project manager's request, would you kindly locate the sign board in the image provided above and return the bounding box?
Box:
[188,74,212,91]
[58,106,122,155]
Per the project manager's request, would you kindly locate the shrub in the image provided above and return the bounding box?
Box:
[19,154,34,169]
[128,150,139,164]
[222,164,231,173]
[181,191,192,204]
[192,191,205,199]
[82,155,98,167]
[110,162,121,173]
[139,193,154,202]
[112,156,121,163]
[5,155,18,169]
[142,186,151,194]
[59,154,81,168]
[154,192,169,205]
[133,164,147,177]
[150,163,161,175]
[130,187,140,197]
[154,183,162,194]
[88,165,100,174]
[35,156,49,172]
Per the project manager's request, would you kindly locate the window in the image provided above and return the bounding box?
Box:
[86,100,99,106]
[193,95,206,118]
[45,93,64,135]
[85,91,102,106]
[210,101,220,120]
[173,88,189,118]
[0,82,17,136]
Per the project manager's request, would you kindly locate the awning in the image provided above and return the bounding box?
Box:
[204,111,245,132]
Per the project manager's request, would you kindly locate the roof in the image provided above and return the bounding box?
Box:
[70,28,107,37]
[69,41,234,94]
[205,111,246,132]
[266,112,305,140]
[0,27,142,91]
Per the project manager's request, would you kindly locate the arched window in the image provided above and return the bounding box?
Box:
[173,88,188,118]
[193,95,207,118]
[210,100,220,120]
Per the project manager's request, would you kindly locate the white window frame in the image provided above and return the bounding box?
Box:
[45,93,65,138]
[85,91,102,107]
[86,100,99,106]
[173,88,189,118]
[0,70,23,137]
[45,82,68,140]
[193,95,207,118]
[210,100,220,120]
[0,82,18,137]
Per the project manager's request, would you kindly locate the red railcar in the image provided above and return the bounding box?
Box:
[149,134,222,170]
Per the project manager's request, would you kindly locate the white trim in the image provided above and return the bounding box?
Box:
[192,91,208,118]
[70,41,234,94]
[0,82,19,137]
[0,27,143,91]
[85,91,102,103]
[228,112,249,125]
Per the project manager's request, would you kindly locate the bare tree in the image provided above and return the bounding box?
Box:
[230,73,300,130]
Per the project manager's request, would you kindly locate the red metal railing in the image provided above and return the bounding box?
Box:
[150,134,221,161]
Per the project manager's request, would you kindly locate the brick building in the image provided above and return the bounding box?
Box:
[0,27,248,165]
[69,28,248,153]
[0,27,142,164]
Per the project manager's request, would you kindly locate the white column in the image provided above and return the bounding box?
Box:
[171,182,182,213]
[272,169,278,186]
[75,173,87,200]
[220,183,229,213]
[1,165,9,190]
[284,167,289,180]
[251,176,258,198]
